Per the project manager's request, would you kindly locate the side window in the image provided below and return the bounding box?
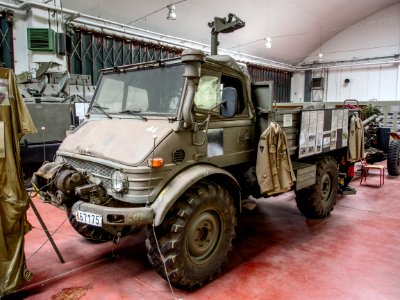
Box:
[220,75,245,115]
[193,72,247,121]
[193,75,221,110]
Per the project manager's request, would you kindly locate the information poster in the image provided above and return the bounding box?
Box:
[299,108,348,158]
[323,135,331,148]
[337,110,343,129]
[316,110,324,153]
[307,110,317,155]
[342,109,349,147]
[381,107,400,134]
[299,111,310,158]
[283,114,293,127]
[330,110,337,150]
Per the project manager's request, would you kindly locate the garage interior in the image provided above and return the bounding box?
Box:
[1,0,400,299]
[20,172,400,299]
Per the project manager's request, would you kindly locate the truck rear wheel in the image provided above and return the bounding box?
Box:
[67,208,114,242]
[387,141,400,176]
[146,181,236,288]
[295,156,338,219]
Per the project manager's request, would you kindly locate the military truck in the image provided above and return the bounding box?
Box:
[19,72,95,181]
[33,49,350,288]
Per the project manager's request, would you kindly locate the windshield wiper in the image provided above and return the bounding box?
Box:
[119,110,147,121]
[92,104,112,119]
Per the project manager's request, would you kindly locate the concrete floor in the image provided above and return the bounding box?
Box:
[10,164,400,299]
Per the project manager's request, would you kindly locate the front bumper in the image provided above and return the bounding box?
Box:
[72,201,154,226]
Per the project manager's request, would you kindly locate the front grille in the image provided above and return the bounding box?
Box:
[61,156,167,200]
[64,157,113,188]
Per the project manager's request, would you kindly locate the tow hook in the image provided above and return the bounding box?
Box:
[113,231,121,245]
[112,232,122,258]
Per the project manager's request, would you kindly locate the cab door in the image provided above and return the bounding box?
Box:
[192,71,256,167]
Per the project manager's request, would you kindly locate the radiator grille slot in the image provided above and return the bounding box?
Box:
[172,149,185,164]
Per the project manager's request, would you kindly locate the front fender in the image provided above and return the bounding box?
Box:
[151,164,240,226]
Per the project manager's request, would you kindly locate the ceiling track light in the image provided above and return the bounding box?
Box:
[318,25,323,60]
[265,37,272,48]
[167,4,176,20]
[265,0,271,49]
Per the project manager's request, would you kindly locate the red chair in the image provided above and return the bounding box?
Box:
[360,158,385,186]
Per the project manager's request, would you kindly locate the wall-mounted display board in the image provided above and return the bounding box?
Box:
[380,105,400,134]
[298,108,349,158]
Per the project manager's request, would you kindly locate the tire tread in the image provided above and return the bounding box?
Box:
[145,181,236,288]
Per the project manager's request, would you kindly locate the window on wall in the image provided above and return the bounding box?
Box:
[66,27,182,84]
[0,10,14,69]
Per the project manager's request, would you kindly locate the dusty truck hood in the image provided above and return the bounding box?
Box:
[59,119,173,166]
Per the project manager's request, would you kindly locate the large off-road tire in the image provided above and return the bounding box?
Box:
[387,141,400,176]
[146,181,236,289]
[295,156,338,219]
[67,208,114,242]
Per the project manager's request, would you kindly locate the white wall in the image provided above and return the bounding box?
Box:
[325,64,398,101]
[290,72,305,102]
[12,4,67,76]
[291,2,400,102]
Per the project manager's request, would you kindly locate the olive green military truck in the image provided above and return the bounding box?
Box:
[33,49,349,288]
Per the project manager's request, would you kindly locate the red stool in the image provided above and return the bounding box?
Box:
[360,158,385,186]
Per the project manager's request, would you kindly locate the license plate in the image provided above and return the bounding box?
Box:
[75,210,102,227]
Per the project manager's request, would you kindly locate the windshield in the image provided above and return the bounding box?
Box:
[90,63,185,116]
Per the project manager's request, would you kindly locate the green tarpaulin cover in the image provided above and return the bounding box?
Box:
[0,68,36,297]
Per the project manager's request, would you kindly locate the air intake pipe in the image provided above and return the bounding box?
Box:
[181,49,205,129]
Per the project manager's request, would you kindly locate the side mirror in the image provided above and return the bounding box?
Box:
[221,87,237,117]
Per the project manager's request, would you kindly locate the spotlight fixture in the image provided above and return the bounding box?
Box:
[265,37,272,48]
[167,4,176,20]
[318,25,323,60]
[265,0,271,49]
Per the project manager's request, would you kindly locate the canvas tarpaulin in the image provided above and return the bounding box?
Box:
[0,68,36,297]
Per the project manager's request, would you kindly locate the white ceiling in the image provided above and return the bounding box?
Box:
[62,0,400,65]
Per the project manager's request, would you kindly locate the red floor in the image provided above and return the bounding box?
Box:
[11,165,400,299]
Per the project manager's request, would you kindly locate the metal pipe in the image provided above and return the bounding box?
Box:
[211,32,218,55]
[301,55,400,70]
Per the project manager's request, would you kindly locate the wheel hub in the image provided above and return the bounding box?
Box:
[321,173,332,202]
[188,211,221,262]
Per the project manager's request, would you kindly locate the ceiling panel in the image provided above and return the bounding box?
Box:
[62,0,400,64]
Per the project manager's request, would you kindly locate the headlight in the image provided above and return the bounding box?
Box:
[110,170,128,193]
[54,155,66,164]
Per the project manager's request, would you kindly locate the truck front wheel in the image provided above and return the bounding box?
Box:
[146,181,236,288]
[295,156,338,218]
